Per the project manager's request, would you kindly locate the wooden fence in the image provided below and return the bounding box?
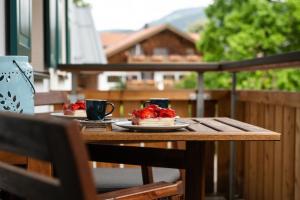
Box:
[238,91,300,200]
[81,89,300,200]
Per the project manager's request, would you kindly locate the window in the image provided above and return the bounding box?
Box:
[130,44,143,55]
[107,76,122,83]
[44,0,64,68]
[163,75,175,80]
[127,75,138,80]
[153,48,169,56]
[8,0,32,58]
[179,75,186,80]
[186,48,194,55]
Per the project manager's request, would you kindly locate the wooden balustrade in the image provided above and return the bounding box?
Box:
[236,91,300,200]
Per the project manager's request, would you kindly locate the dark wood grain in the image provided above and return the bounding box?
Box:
[87,144,186,168]
[0,161,62,200]
[98,181,182,200]
[58,51,300,73]
[185,141,206,200]
[58,63,219,72]
[34,91,68,106]
[141,166,154,184]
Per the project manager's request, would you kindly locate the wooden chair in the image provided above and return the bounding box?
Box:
[0,92,69,167]
[0,112,182,200]
[34,91,184,198]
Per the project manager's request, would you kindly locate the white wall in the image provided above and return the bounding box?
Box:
[0,0,6,55]
[31,0,45,71]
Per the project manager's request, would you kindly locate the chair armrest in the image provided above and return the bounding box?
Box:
[97,181,182,200]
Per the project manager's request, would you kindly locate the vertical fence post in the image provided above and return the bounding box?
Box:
[71,72,78,95]
[229,72,237,200]
[197,72,204,117]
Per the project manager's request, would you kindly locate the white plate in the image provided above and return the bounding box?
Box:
[114,121,189,131]
[50,112,87,120]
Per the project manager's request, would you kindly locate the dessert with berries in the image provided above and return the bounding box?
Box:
[131,104,176,126]
[63,100,86,117]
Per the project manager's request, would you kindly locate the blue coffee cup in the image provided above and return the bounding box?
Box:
[143,98,169,108]
[85,99,114,120]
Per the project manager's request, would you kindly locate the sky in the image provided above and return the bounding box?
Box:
[85,0,213,31]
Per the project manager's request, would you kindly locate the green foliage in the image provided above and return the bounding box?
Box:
[197,0,300,61]
[176,69,300,91]
[184,0,300,91]
[237,68,300,91]
[176,73,198,89]
[73,0,90,7]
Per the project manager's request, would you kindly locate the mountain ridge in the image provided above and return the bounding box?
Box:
[99,7,206,33]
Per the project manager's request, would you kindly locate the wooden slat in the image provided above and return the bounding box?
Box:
[242,102,250,199]
[27,159,52,177]
[0,161,62,200]
[273,106,283,200]
[238,91,300,108]
[35,91,68,106]
[196,118,244,132]
[282,107,296,200]
[98,181,181,200]
[0,113,51,162]
[263,105,275,200]
[111,101,121,117]
[181,119,217,133]
[0,151,27,165]
[171,101,190,117]
[295,108,300,200]
[236,141,244,197]
[248,103,259,200]
[255,103,264,200]
[82,128,280,142]
[236,101,246,197]
[83,90,196,101]
[215,117,271,132]
[123,100,141,118]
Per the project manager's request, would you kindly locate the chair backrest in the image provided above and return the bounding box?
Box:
[35,91,68,106]
[0,112,97,200]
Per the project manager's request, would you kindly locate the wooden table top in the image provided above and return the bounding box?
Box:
[81,117,280,142]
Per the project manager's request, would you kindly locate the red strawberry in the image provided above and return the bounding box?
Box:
[159,108,176,118]
[70,103,80,111]
[139,109,156,119]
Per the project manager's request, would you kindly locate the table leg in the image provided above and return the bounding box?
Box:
[141,165,154,184]
[185,141,206,200]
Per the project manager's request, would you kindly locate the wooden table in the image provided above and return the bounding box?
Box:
[82,117,280,200]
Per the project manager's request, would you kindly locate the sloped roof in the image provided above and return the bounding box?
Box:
[100,32,131,48]
[70,6,107,64]
[189,33,200,41]
[105,24,197,57]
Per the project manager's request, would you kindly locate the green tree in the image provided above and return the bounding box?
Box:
[73,0,90,7]
[197,0,300,61]
[177,0,300,91]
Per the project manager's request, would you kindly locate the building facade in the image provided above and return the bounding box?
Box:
[100,25,202,90]
[0,0,106,93]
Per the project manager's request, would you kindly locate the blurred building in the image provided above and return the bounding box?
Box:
[0,0,106,92]
[99,24,202,90]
